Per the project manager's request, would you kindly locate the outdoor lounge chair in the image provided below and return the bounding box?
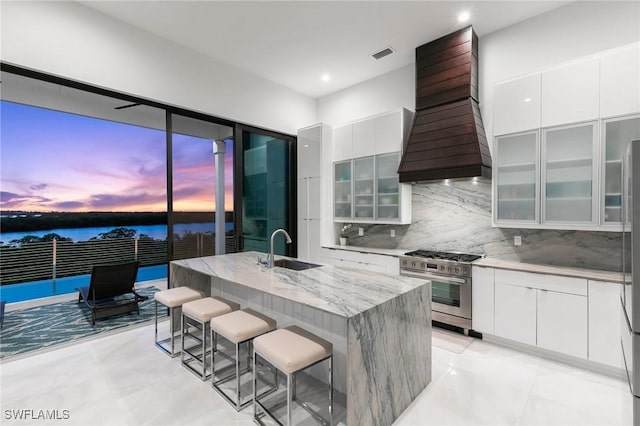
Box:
[77,261,144,325]
[0,300,6,329]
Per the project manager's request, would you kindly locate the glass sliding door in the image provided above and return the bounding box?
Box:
[170,114,234,260]
[235,126,295,257]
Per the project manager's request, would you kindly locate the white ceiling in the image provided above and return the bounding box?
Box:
[80,1,571,99]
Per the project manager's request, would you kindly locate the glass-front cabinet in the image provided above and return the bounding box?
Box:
[377,153,400,220]
[542,122,597,225]
[333,152,409,223]
[493,122,603,230]
[334,160,352,220]
[353,156,374,219]
[602,115,640,226]
[494,131,539,223]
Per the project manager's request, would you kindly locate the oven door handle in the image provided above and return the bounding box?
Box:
[401,271,467,285]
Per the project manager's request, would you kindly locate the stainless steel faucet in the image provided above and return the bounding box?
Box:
[266,228,292,268]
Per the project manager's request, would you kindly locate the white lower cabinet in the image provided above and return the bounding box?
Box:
[536,289,587,359]
[492,269,589,360]
[472,266,495,334]
[494,283,537,346]
[588,280,623,368]
[321,248,399,275]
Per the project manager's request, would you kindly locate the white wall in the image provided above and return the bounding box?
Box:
[317,64,415,126]
[317,1,640,147]
[0,1,316,135]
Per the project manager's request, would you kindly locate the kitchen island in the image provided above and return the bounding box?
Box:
[170,251,431,426]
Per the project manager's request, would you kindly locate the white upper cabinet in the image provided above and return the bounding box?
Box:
[374,110,404,154]
[493,74,541,136]
[352,119,375,159]
[333,109,410,162]
[600,45,640,118]
[333,124,353,162]
[298,125,322,178]
[541,58,600,127]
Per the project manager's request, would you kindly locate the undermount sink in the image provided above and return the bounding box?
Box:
[273,259,322,271]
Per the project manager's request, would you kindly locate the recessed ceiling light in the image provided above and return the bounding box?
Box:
[321,73,330,82]
[523,97,532,103]
[458,11,470,22]
[303,144,309,148]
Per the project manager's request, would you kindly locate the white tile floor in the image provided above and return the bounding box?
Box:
[0,323,633,426]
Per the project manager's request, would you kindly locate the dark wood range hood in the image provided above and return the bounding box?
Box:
[398,26,492,183]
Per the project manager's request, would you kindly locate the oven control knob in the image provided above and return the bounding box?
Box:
[439,266,445,271]
[421,263,426,269]
[455,267,460,274]
[411,262,416,268]
[447,266,452,272]
[402,260,407,266]
[462,267,468,275]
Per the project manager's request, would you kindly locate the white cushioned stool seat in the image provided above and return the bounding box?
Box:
[183,297,240,323]
[154,286,203,308]
[181,296,240,380]
[154,286,204,357]
[253,325,333,374]
[253,325,333,425]
[210,308,277,411]
[211,308,276,343]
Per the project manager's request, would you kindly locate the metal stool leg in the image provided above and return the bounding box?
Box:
[287,372,293,426]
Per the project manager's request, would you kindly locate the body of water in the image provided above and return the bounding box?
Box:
[0,265,167,303]
[0,222,234,243]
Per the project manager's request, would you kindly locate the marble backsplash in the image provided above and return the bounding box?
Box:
[338,178,623,272]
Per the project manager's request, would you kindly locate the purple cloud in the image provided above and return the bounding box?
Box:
[88,192,165,209]
[0,191,52,209]
[52,201,86,210]
[30,183,48,191]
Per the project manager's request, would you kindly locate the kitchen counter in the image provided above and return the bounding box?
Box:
[474,258,624,283]
[322,244,405,257]
[170,252,432,426]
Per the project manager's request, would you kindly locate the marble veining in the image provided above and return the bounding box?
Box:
[347,285,432,426]
[341,179,623,272]
[171,252,424,318]
[171,253,432,425]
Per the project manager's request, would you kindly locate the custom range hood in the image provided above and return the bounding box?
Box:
[398,26,491,183]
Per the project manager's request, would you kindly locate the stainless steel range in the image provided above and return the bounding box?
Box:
[400,250,483,332]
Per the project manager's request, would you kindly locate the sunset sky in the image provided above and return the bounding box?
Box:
[0,101,234,212]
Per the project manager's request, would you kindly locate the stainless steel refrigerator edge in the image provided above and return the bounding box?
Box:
[621,139,640,425]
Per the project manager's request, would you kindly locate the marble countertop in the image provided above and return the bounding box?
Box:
[474,258,624,283]
[322,245,406,257]
[324,244,624,283]
[171,252,427,318]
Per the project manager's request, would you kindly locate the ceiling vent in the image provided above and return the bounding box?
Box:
[371,47,395,60]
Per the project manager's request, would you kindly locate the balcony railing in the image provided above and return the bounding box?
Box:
[0,236,168,286]
[0,234,238,294]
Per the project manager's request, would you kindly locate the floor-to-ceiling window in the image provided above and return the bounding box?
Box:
[0,73,168,302]
[235,125,296,257]
[170,114,234,260]
[0,66,297,303]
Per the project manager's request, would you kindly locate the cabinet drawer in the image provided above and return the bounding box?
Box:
[494,269,587,296]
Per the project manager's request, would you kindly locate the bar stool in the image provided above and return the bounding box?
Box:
[153,286,203,357]
[253,326,333,426]
[181,296,240,380]
[210,308,277,411]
